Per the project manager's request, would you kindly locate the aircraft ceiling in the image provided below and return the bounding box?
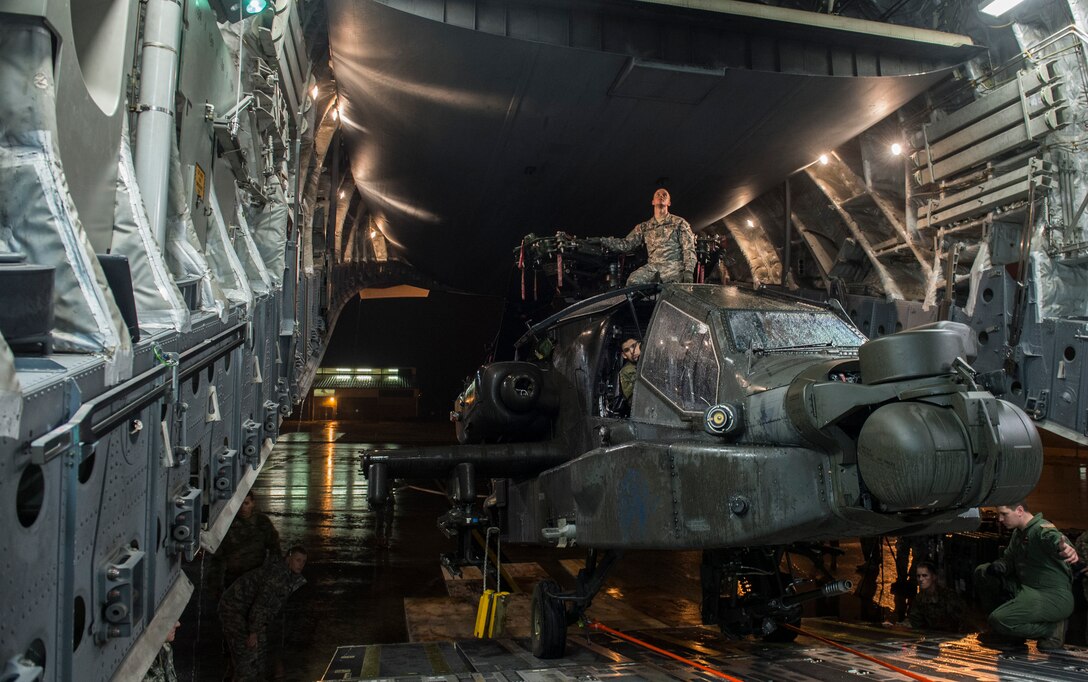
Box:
[328,0,980,293]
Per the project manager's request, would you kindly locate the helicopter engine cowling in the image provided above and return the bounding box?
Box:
[778,320,1042,515]
[858,320,977,384]
[453,362,558,444]
[856,398,1040,511]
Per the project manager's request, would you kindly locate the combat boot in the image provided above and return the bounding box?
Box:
[977,631,1026,649]
[1037,619,1066,652]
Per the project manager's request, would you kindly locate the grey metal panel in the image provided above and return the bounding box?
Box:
[182,361,209,454]
[1,445,63,680]
[990,221,1025,265]
[549,442,841,548]
[4,353,179,681]
[476,0,507,36]
[894,299,937,332]
[1018,317,1056,423]
[70,413,156,681]
[13,354,104,402]
[177,0,245,245]
[241,336,260,422]
[197,341,249,544]
[260,294,280,408]
[963,269,1014,374]
[447,0,476,29]
[1049,320,1085,434]
[845,295,898,339]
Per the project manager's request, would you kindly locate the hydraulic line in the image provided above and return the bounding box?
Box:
[585,620,745,682]
[782,624,936,682]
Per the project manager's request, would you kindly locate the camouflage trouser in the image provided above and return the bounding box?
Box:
[974,564,1072,639]
[224,630,268,681]
[626,261,687,285]
[220,608,267,682]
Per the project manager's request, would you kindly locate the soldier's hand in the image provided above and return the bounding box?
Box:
[1058,540,1079,565]
[985,560,1007,577]
[246,633,258,649]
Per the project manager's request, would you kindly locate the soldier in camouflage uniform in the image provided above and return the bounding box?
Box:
[142,621,179,682]
[219,547,307,682]
[600,189,696,285]
[974,502,1079,650]
[210,491,281,598]
[907,561,966,632]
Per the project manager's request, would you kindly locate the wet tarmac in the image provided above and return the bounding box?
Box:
[172,419,1088,682]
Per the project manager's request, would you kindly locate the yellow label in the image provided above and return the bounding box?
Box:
[194,163,206,201]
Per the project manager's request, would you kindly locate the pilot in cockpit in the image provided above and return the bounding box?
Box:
[618,337,641,402]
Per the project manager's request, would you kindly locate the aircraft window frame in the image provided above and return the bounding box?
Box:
[640,302,720,414]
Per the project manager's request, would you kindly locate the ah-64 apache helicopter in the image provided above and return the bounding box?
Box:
[362,278,1041,658]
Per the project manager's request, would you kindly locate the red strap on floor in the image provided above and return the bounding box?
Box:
[586,621,745,682]
[783,624,936,682]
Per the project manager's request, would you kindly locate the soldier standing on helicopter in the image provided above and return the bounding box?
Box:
[600,188,696,285]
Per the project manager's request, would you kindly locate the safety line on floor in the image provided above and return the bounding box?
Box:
[784,624,936,682]
[586,620,745,681]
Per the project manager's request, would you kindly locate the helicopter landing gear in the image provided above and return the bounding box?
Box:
[529,549,622,659]
[702,546,854,643]
[703,547,802,642]
[531,580,568,657]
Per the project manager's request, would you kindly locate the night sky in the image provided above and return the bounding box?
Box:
[322,291,508,418]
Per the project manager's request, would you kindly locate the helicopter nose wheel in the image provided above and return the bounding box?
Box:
[530,580,568,658]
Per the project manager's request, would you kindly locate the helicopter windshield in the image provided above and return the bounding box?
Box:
[724,310,866,352]
[642,302,719,412]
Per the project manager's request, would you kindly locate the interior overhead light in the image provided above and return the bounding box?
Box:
[890,142,903,155]
[311,85,319,99]
[818,154,829,165]
[746,219,755,228]
[979,0,1026,17]
[332,107,339,121]
[370,230,378,238]
[339,190,345,199]
[244,0,268,15]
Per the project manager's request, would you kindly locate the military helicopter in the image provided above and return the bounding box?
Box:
[363,281,1041,658]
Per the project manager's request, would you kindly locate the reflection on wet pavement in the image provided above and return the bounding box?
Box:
[173,420,1088,681]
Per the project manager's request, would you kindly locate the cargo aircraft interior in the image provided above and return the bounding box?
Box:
[3,0,1088,680]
